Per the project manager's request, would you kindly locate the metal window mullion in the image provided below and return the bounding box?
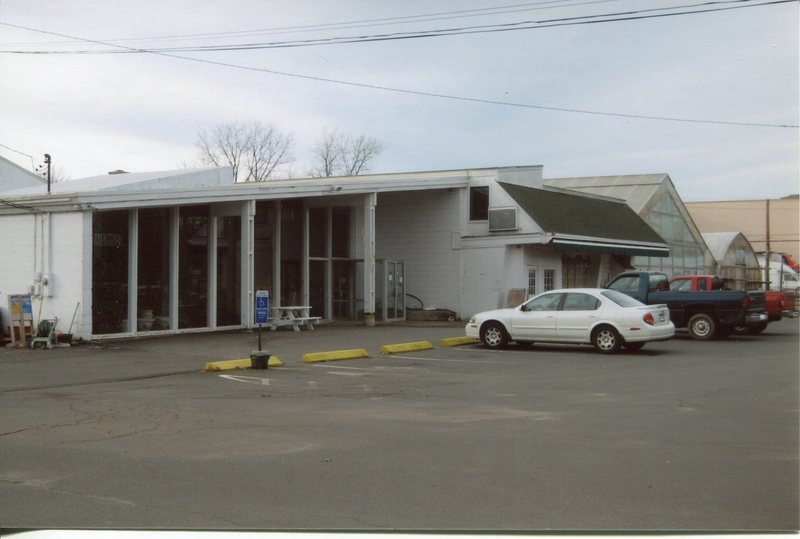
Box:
[128,209,138,333]
[208,216,218,329]
[169,207,179,330]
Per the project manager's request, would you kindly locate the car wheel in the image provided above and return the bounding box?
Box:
[480,321,508,349]
[624,342,645,352]
[592,325,622,354]
[688,313,716,340]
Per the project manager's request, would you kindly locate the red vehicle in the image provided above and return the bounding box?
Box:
[668,275,797,334]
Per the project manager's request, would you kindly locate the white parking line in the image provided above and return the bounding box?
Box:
[311,364,372,371]
[219,374,271,385]
[389,354,501,364]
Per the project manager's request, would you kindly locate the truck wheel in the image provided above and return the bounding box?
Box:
[480,321,508,349]
[592,326,622,354]
[688,313,716,340]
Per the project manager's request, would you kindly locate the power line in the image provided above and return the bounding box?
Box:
[3,0,624,47]
[2,0,793,54]
[0,143,36,169]
[0,1,796,129]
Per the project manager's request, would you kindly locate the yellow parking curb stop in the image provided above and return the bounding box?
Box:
[380,341,434,354]
[204,356,284,372]
[439,336,480,347]
[303,349,369,363]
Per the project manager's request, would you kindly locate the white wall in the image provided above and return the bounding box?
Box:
[45,212,86,336]
[0,214,36,337]
[461,245,506,318]
[375,189,462,315]
[0,211,85,339]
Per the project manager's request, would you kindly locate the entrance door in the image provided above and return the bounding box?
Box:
[376,259,405,321]
[386,261,396,319]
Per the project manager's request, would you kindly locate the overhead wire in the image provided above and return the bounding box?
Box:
[0,143,36,169]
[2,0,625,47]
[0,0,796,129]
[2,0,793,54]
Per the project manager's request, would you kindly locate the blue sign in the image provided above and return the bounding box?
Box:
[255,290,270,325]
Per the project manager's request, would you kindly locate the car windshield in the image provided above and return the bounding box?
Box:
[601,289,645,307]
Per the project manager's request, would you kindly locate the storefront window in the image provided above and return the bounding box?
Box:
[281,200,303,305]
[332,207,351,258]
[309,208,327,258]
[254,201,276,299]
[217,216,241,326]
[179,205,209,328]
[138,208,171,331]
[92,210,129,334]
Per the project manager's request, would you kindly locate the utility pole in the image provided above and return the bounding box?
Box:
[44,153,51,194]
[765,198,770,290]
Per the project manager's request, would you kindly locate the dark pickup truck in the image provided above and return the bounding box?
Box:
[606,271,768,340]
[668,275,797,333]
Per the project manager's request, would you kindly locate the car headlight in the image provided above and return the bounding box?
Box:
[468,316,476,324]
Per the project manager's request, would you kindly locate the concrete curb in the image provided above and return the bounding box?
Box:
[204,357,284,372]
[380,341,434,354]
[303,349,369,363]
[439,336,480,347]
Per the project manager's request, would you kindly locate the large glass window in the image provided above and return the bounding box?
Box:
[332,207,351,258]
[309,208,327,258]
[309,260,326,319]
[217,216,241,326]
[138,208,171,331]
[281,200,303,305]
[254,201,276,298]
[179,205,209,328]
[92,210,130,334]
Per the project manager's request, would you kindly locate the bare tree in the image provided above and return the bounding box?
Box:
[309,130,383,177]
[340,133,383,176]
[197,121,293,182]
[309,128,342,178]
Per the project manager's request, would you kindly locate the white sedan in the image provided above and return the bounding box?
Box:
[465,288,675,354]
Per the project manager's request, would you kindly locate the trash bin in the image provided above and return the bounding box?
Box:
[250,351,270,369]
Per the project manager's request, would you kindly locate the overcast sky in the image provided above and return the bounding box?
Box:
[0,0,797,201]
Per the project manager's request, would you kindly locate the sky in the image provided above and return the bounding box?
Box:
[0,0,797,201]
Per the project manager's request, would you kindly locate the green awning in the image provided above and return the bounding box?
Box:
[552,238,669,257]
[498,182,669,256]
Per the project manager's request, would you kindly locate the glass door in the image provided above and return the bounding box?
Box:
[376,259,405,321]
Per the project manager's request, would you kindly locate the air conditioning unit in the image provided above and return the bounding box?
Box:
[488,207,517,232]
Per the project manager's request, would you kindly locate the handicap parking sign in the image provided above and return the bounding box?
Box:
[255,290,269,325]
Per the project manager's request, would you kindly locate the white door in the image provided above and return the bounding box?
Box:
[511,292,562,340]
[556,292,601,342]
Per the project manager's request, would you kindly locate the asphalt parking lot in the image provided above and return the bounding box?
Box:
[1,319,798,531]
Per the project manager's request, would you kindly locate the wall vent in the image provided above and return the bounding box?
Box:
[488,207,517,232]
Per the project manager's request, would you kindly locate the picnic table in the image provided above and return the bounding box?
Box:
[269,305,320,332]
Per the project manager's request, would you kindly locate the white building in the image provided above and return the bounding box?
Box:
[0,164,668,341]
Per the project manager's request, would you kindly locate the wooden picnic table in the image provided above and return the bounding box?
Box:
[269,305,320,332]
